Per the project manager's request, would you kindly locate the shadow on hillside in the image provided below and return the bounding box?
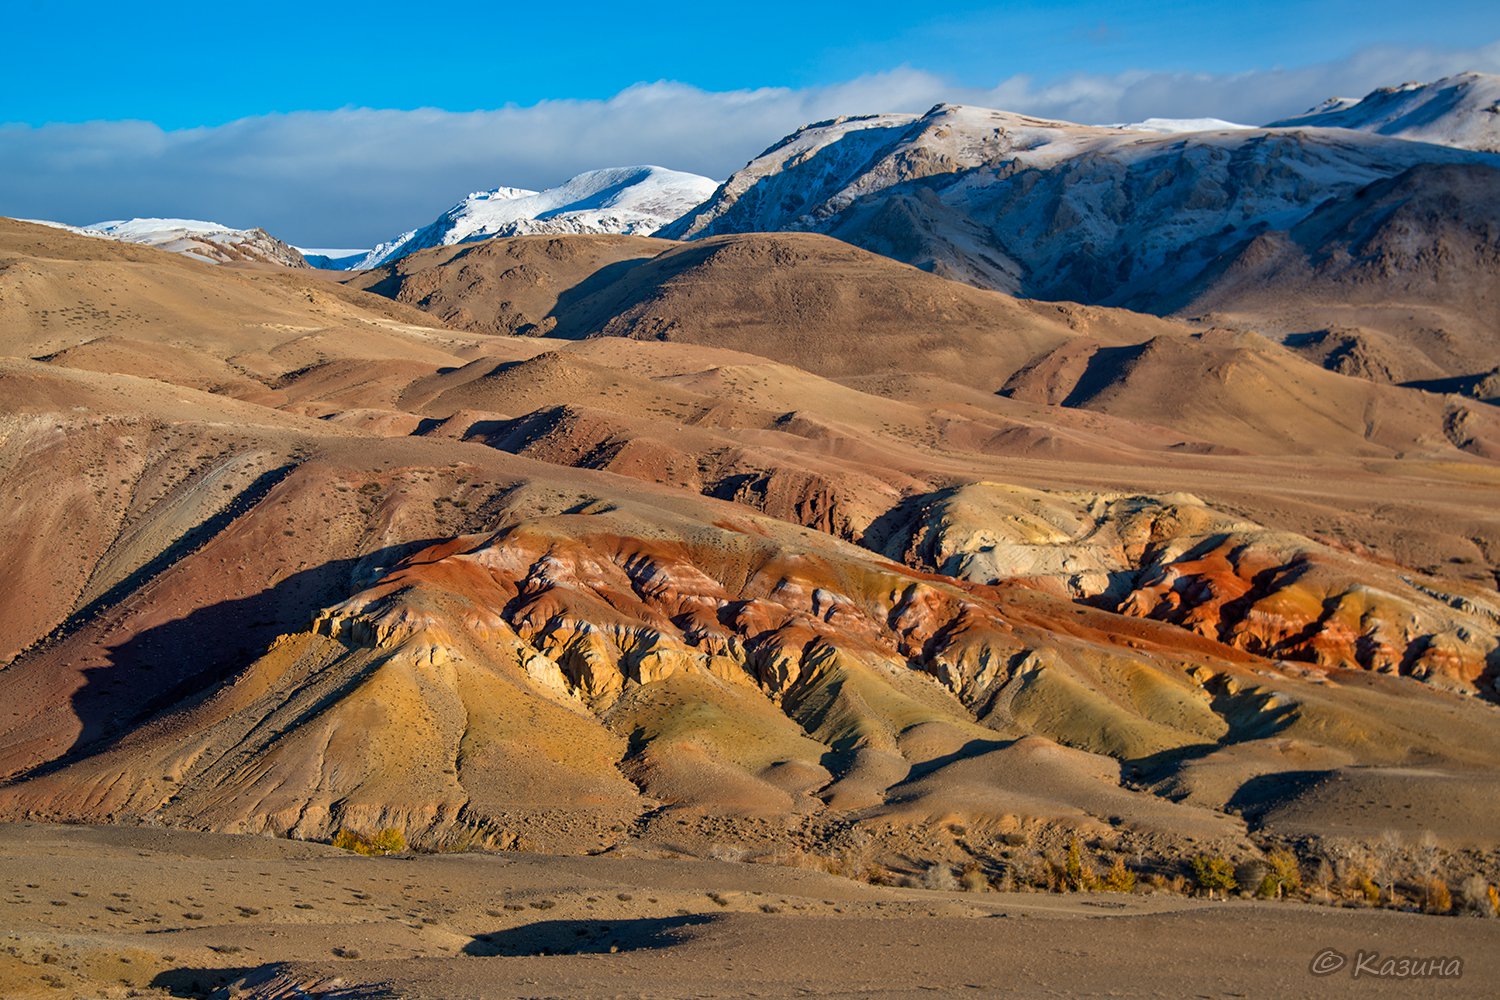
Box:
[1226,770,1334,827]
[541,255,662,338]
[464,914,716,957]
[7,537,443,784]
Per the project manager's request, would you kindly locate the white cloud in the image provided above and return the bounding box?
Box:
[3,41,1497,247]
[980,40,1500,125]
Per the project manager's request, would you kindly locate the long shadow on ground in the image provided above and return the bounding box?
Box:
[465,915,718,956]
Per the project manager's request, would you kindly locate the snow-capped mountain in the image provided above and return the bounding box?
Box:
[1269,72,1500,152]
[347,166,719,270]
[32,218,309,267]
[661,101,1499,309]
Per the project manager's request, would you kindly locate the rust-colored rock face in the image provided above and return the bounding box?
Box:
[2,217,1499,867]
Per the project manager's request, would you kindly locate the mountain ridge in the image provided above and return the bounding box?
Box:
[346,165,719,270]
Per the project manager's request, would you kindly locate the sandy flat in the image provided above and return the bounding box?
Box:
[0,823,1494,999]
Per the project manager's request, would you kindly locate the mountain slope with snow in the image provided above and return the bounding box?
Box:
[1269,72,1500,152]
[349,166,718,270]
[662,101,1500,315]
[30,218,310,267]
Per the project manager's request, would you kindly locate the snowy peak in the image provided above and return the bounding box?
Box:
[31,217,309,267]
[663,93,1500,305]
[1269,72,1500,151]
[350,166,719,270]
[85,218,307,267]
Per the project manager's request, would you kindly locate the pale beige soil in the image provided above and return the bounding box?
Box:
[1,823,1494,1000]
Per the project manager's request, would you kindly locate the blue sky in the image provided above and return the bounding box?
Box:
[2,1,1498,245]
[7,0,1497,127]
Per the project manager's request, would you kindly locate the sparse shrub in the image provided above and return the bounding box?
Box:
[920,864,959,892]
[370,828,406,854]
[1063,837,1098,891]
[1236,859,1269,897]
[1456,876,1492,916]
[331,827,405,856]
[332,829,363,853]
[1371,830,1402,904]
[708,843,749,864]
[1189,855,1237,899]
[1102,857,1136,893]
[1146,872,1188,895]
[1017,853,1053,891]
[1423,878,1452,915]
[1347,871,1381,906]
[1258,849,1302,900]
[959,864,989,893]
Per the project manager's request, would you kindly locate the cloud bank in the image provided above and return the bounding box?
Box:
[4,40,1497,247]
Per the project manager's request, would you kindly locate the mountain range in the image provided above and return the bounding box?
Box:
[35,74,1496,387]
[1,70,1499,913]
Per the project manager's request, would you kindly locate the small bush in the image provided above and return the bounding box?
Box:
[1349,871,1381,906]
[959,864,989,893]
[1189,855,1237,899]
[1102,857,1136,893]
[1423,878,1452,915]
[1064,837,1098,892]
[1456,875,1490,916]
[1146,872,1188,895]
[1236,860,1269,897]
[920,864,959,892]
[331,827,405,856]
[370,828,406,854]
[1257,849,1302,900]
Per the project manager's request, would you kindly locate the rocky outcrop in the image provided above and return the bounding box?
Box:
[877,482,1500,692]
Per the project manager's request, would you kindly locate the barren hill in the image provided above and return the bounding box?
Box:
[351,230,1187,390]
[1,217,1498,894]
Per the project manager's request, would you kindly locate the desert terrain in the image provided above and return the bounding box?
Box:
[2,823,1496,999]
[1,72,1499,997]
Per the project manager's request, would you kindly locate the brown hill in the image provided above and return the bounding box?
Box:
[344,233,669,337]
[1001,328,1500,458]
[0,218,465,389]
[1,216,1498,887]
[350,231,1189,391]
[346,228,1500,470]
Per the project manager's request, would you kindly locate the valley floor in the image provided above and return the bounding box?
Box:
[0,823,1494,999]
